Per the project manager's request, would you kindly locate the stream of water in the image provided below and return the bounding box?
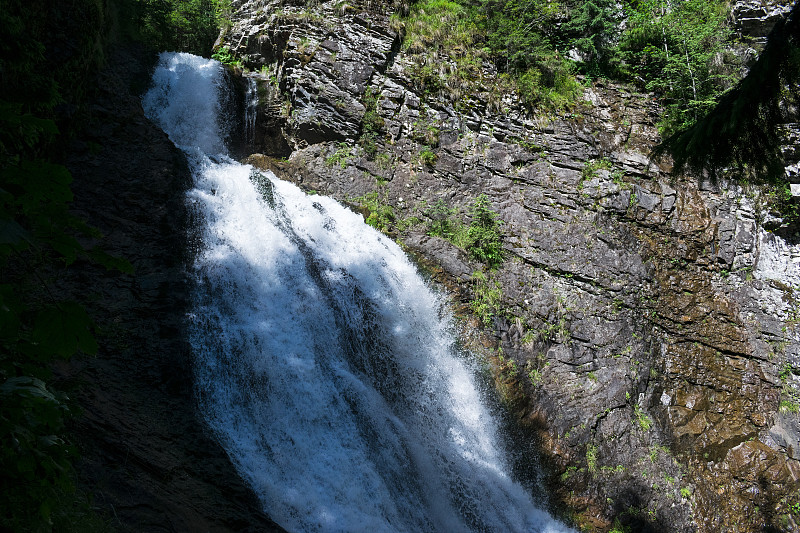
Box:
[143,52,573,533]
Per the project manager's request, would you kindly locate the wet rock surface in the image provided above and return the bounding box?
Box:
[62,46,284,532]
[225,1,800,531]
[732,0,794,43]
[223,0,400,153]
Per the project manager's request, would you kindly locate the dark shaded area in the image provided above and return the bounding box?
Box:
[225,71,294,159]
[655,1,800,183]
[60,44,286,532]
[608,490,662,533]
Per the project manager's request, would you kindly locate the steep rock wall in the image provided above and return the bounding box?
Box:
[221,1,800,531]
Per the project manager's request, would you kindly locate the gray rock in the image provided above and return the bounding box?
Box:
[220,2,800,531]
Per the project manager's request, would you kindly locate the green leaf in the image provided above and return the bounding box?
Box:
[30,302,97,359]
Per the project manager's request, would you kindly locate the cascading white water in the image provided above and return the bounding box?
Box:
[244,76,258,145]
[143,52,574,533]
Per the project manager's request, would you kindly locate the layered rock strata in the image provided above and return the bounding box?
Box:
[220,1,800,530]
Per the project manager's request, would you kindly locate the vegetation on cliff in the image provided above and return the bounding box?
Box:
[399,0,739,134]
[1,1,119,528]
[120,0,232,55]
[657,1,800,183]
[395,0,800,196]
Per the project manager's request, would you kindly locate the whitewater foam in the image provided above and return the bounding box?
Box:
[144,51,574,533]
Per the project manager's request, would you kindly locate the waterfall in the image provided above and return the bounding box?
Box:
[244,76,258,145]
[143,52,573,533]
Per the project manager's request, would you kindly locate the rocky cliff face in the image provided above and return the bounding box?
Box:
[219,1,800,531]
[732,0,795,45]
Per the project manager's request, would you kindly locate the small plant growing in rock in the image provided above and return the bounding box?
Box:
[680,487,692,499]
[635,403,653,431]
[778,363,800,413]
[375,152,394,171]
[418,146,437,166]
[581,157,613,181]
[509,136,543,153]
[411,118,441,147]
[297,36,311,54]
[420,200,471,249]
[353,190,395,233]
[609,519,629,533]
[360,86,384,159]
[527,361,543,388]
[361,133,379,158]
[466,194,504,268]
[497,354,519,379]
[537,316,569,343]
[612,169,627,187]
[325,142,352,169]
[560,465,578,482]
[425,199,457,238]
[780,399,799,413]
[586,444,598,474]
[212,46,242,67]
[470,270,502,326]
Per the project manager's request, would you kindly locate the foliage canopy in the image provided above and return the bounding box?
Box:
[401,0,743,129]
[400,0,800,184]
[655,2,800,182]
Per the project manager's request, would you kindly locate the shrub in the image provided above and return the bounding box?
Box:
[516,58,582,112]
[325,142,352,168]
[466,194,503,268]
[360,86,384,159]
[425,199,457,238]
[353,190,394,233]
[470,270,502,326]
[212,46,241,67]
[418,146,437,166]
